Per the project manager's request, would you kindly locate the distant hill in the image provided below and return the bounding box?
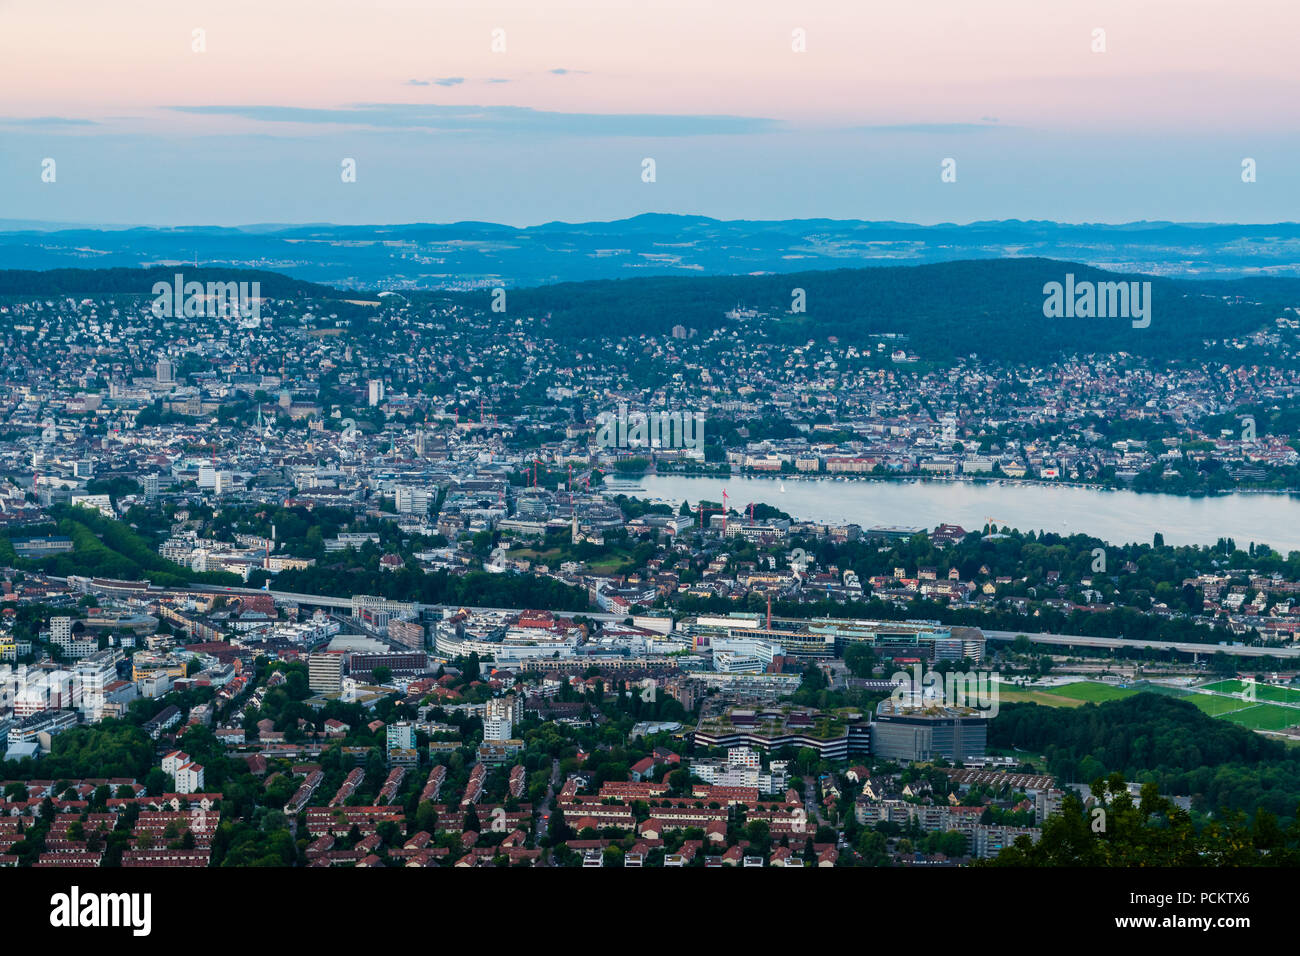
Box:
[4,216,1300,288]
[454,257,1300,362]
[2,257,1297,364]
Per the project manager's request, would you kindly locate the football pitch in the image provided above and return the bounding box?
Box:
[1047,682,1140,704]
[1007,681,1300,732]
[1201,679,1300,705]
[1220,703,1300,731]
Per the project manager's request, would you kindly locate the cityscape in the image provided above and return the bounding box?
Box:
[1,0,1292,935]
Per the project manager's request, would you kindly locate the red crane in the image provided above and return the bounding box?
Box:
[696,488,730,533]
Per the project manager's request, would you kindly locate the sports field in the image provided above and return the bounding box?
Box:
[996,687,1088,708]
[1001,681,1300,732]
[1201,679,1300,705]
[1220,703,1300,731]
[1184,693,1253,717]
[1049,682,1141,704]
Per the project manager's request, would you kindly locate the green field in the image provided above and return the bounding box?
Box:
[996,682,1141,708]
[1184,693,1253,717]
[998,680,1300,733]
[1202,679,1300,705]
[1003,681,1300,732]
[1220,703,1300,731]
[997,687,1088,708]
[1049,682,1141,703]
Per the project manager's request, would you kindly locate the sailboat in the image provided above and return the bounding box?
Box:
[779,482,787,492]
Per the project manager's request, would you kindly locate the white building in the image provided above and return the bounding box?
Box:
[70,494,114,518]
[483,697,515,742]
[161,750,204,793]
[175,762,205,794]
[395,485,433,515]
[73,649,124,721]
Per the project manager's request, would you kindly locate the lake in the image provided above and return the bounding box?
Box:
[630,475,1300,554]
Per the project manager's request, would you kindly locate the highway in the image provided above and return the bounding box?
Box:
[69,577,1300,660]
[166,583,635,623]
[984,629,1300,660]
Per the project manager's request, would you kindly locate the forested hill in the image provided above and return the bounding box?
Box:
[991,694,1300,820]
[3,258,1298,365]
[461,258,1300,362]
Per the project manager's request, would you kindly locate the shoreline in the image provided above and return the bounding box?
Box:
[639,469,1300,500]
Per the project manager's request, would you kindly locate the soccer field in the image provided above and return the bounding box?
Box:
[1201,679,1300,705]
[1185,693,1253,717]
[1221,703,1300,731]
[1050,682,1141,703]
[998,681,1300,732]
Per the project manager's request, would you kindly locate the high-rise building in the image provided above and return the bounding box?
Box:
[308,652,344,694]
[387,721,416,752]
[368,378,385,407]
[73,648,124,721]
[156,356,174,384]
[483,697,515,741]
[387,618,425,651]
[395,485,432,515]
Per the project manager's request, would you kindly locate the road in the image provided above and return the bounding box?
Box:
[535,758,562,865]
[984,629,1300,660]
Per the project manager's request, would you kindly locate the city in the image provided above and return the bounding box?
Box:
[2,0,1292,935]
[1,275,1300,878]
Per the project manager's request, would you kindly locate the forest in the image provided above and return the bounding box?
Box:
[436,258,1294,364]
[989,694,1300,821]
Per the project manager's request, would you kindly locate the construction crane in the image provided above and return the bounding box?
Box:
[696,488,730,533]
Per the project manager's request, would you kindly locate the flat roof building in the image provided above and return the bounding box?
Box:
[871,699,988,764]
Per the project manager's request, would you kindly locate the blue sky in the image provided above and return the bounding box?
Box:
[1,0,1297,227]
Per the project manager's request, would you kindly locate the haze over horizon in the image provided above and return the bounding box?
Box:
[5,213,1300,233]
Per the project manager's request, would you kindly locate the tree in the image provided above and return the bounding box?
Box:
[144,768,171,796]
[668,769,691,795]
[844,643,876,678]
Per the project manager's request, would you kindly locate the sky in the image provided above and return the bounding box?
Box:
[1,0,1297,227]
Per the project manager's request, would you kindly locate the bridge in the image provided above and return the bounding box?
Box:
[161,584,634,623]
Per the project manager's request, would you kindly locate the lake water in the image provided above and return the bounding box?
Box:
[630,475,1300,554]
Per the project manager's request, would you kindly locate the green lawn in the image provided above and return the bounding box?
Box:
[1221,703,1300,732]
[1202,678,1250,695]
[1201,679,1300,705]
[1185,693,1253,717]
[1259,685,1300,705]
[996,687,1088,708]
[997,681,1300,733]
[1050,682,1141,703]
